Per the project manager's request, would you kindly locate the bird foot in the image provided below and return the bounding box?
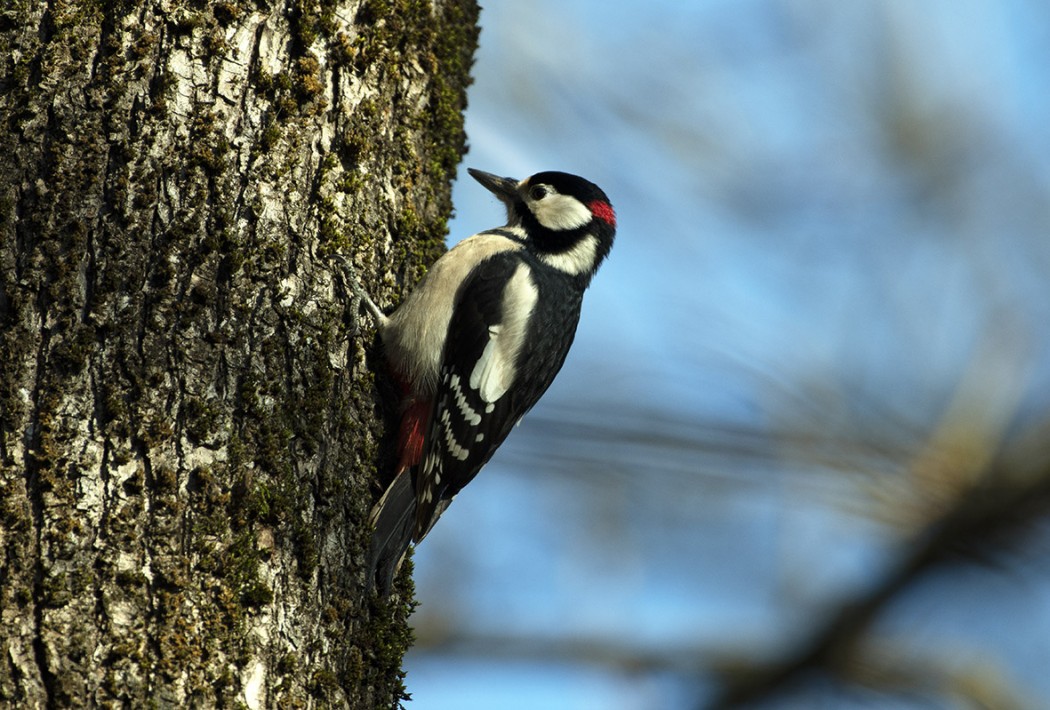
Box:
[333,253,386,323]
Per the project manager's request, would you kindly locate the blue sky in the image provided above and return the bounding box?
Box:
[402,2,1050,708]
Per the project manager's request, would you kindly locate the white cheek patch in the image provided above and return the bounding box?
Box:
[532,193,592,231]
[469,263,539,403]
[538,234,599,276]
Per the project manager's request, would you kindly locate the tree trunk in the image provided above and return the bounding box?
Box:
[0,0,477,706]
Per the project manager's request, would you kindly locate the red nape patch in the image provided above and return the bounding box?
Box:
[588,200,616,227]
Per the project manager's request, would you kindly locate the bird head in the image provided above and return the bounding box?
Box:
[468,168,616,281]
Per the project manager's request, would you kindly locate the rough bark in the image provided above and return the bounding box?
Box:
[0,0,478,706]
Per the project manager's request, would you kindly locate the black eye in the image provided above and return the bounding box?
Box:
[529,185,548,201]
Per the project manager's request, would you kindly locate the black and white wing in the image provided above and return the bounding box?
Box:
[412,252,582,540]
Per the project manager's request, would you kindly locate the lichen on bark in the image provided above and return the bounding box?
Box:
[0,0,479,706]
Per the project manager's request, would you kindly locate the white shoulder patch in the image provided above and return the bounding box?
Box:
[538,234,599,276]
[469,263,539,403]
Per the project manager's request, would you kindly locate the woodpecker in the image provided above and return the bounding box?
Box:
[348,168,616,594]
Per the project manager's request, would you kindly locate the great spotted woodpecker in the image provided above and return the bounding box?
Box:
[348,168,616,593]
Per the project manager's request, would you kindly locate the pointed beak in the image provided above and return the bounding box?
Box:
[468,168,519,202]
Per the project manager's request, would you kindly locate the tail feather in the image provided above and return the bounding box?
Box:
[368,469,416,595]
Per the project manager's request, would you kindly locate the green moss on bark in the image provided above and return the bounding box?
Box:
[0,0,478,705]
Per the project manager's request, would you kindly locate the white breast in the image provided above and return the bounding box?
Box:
[381,230,525,393]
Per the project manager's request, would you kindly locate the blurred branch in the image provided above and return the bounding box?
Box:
[412,626,715,677]
[706,444,1050,709]
[849,639,1033,710]
[514,407,904,492]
